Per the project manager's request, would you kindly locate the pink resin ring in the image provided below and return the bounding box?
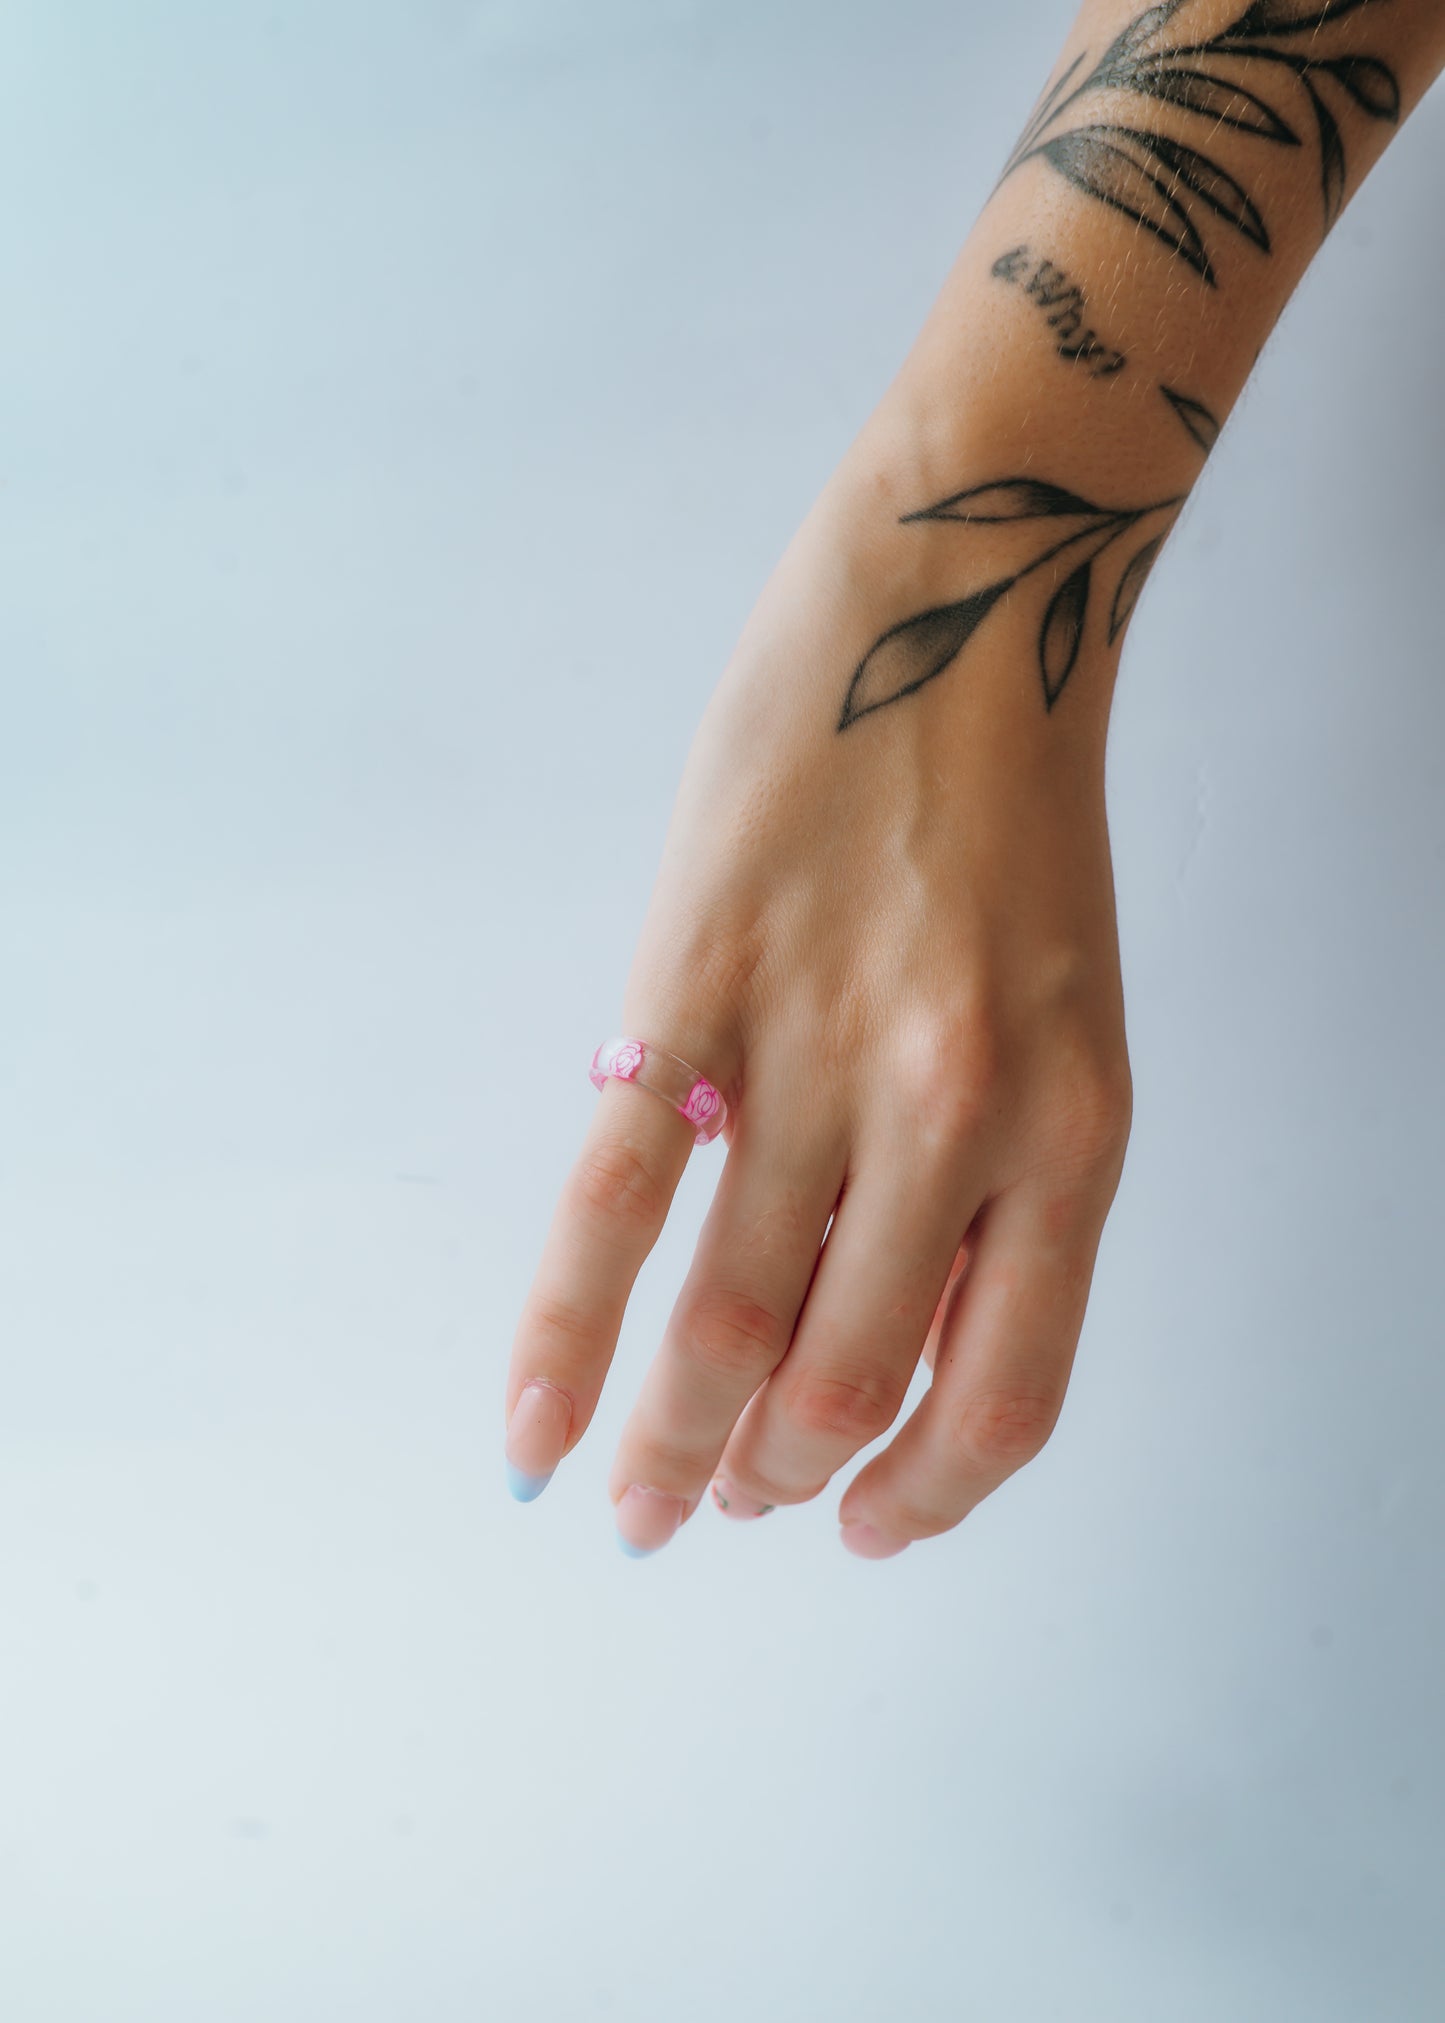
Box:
[588,1036,728,1147]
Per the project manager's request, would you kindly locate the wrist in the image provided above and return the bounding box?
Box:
[791,355,1184,759]
[849,253,1213,520]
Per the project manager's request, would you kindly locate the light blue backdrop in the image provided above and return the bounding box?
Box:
[2,3,1442,2018]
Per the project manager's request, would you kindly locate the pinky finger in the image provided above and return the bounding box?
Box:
[835,1180,1104,1558]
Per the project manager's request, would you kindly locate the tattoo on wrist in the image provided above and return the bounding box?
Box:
[1161,383,1222,451]
[1001,0,1401,287]
[992,244,1128,376]
[836,478,1182,732]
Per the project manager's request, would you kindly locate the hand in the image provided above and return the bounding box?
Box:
[503,402,1135,1558]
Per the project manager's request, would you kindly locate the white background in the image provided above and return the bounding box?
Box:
[2,3,1442,2017]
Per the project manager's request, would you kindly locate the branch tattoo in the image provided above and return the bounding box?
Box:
[836,479,1184,732]
[1001,0,1400,286]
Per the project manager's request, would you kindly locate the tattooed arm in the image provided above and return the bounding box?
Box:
[504,1,1445,1559]
[842,0,1445,727]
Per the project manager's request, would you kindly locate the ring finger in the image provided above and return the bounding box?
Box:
[713,1122,989,1512]
[836,1174,1105,1555]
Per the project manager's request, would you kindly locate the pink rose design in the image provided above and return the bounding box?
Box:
[608,1039,645,1081]
[681,1079,721,1127]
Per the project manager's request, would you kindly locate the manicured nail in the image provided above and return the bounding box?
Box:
[840,1521,910,1560]
[614,1485,687,1557]
[710,1477,775,1521]
[504,1380,572,1503]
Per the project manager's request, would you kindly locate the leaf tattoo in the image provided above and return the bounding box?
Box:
[1307,81,1348,222]
[1318,56,1401,119]
[1124,67,1298,142]
[1161,385,1222,453]
[1109,535,1165,642]
[837,479,1182,731]
[1037,130,1216,282]
[838,585,1013,727]
[1040,563,1093,706]
[901,478,1103,523]
[1004,0,1400,283]
[1225,0,1377,34]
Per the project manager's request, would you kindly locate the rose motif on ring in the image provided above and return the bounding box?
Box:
[607,1039,645,1082]
[681,1079,721,1127]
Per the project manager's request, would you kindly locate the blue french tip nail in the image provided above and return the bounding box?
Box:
[617,1535,657,1559]
[506,1463,553,1504]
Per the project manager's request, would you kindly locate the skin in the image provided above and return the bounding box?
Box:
[505,0,1445,1558]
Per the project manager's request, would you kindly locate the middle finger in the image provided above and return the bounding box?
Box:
[715,1121,988,1509]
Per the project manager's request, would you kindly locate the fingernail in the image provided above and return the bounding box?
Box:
[614,1484,687,1557]
[710,1477,775,1521]
[840,1521,910,1560]
[504,1381,572,1503]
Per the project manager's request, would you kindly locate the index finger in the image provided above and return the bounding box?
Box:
[503,1074,712,1502]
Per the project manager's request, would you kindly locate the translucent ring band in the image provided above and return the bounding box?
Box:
[588,1036,728,1147]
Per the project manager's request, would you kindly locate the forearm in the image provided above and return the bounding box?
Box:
[777,0,1445,766]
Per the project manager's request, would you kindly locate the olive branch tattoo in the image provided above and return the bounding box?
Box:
[1002,0,1401,286]
[836,479,1184,732]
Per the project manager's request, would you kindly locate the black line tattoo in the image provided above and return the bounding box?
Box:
[1002,0,1400,286]
[1161,384,1221,452]
[992,244,1128,376]
[836,478,1182,731]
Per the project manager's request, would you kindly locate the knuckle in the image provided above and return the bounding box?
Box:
[815,984,874,1085]
[523,1292,598,1359]
[1033,1185,1109,1259]
[1040,1036,1133,1177]
[619,1430,709,1488]
[949,1384,1062,1473]
[1073,1059,1134,1153]
[644,914,764,1031]
[629,904,763,1071]
[876,1495,955,1542]
[690,934,765,1028]
[893,1004,1006,1152]
[569,1139,667,1232]
[929,1068,999,1148]
[676,1289,786,1383]
[784,1367,909,1446]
